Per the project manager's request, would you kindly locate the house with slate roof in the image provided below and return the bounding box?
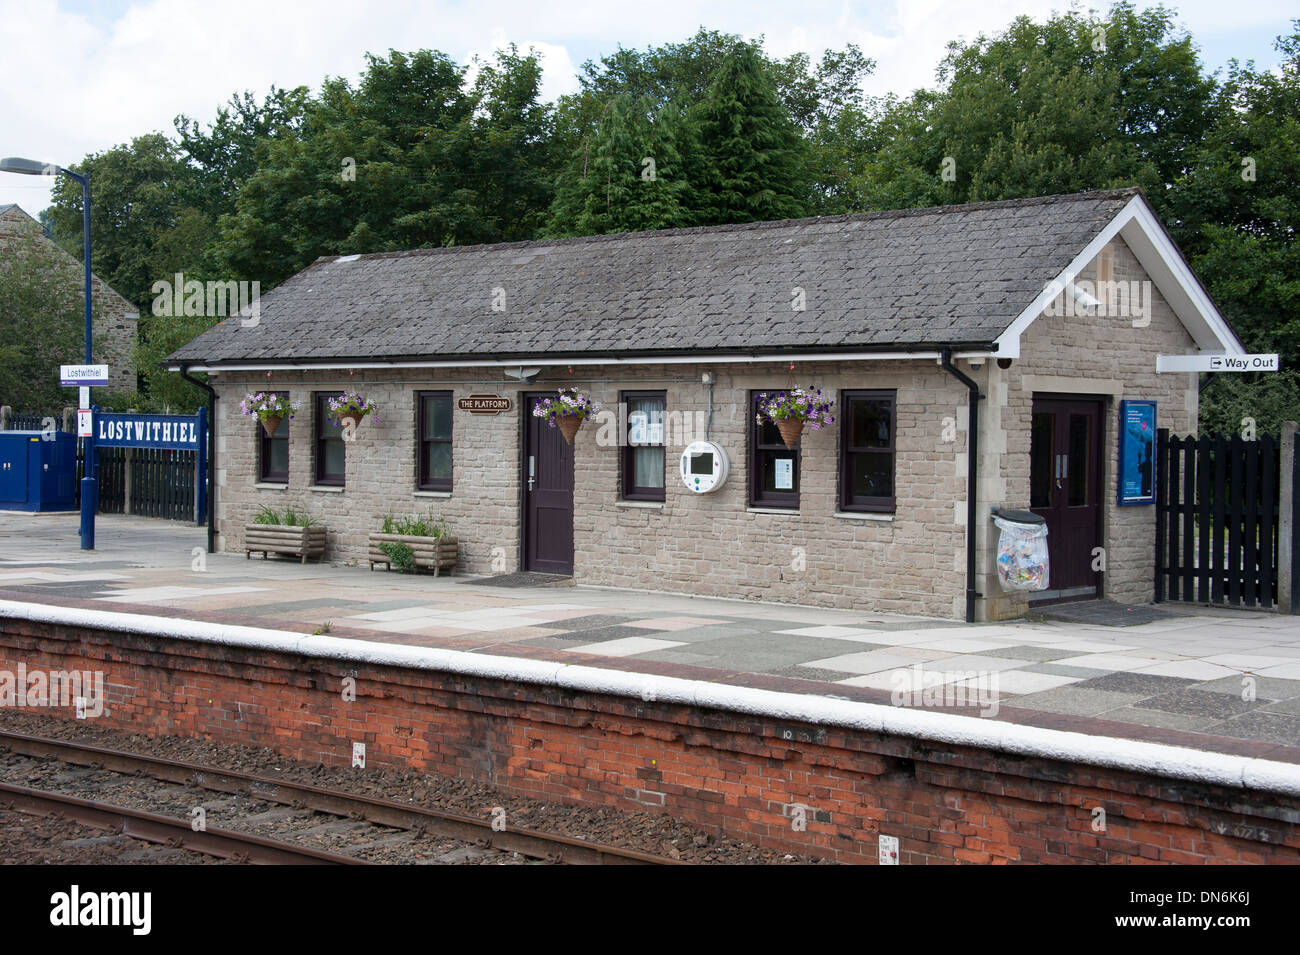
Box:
[168,188,1244,621]
[0,203,138,395]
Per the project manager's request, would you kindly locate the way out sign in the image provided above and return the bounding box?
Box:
[1156,354,1279,373]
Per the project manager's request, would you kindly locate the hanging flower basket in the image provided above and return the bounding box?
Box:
[329,391,380,430]
[241,392,300,435]
[556,416,584,443]
[774,418,804,450]
[533,388,601,445]
[755,387,835,450]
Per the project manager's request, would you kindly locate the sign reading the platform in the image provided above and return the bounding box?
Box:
[59,364,109,387]
[94,412,203,450]
[1156,354,1279,373]
[457,395,512,415]
[77,410,93,438]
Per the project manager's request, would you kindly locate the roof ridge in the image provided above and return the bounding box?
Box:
[302,187,1142,271]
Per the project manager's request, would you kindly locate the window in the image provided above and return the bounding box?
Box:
[258,392,289,483]
[840,390,896,512]
[750,391,799,508]
[622,391,665,501]
[418,391,453,491]
[314,392,345,486]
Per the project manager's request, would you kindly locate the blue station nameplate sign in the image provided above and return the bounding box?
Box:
[95,413,203,451]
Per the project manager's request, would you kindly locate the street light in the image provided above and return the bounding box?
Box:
[1,156,97,549]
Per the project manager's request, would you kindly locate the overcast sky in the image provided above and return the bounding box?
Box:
[1,0,1294,217]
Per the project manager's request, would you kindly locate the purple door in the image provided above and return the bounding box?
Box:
[1030,397,1103,599]
[523,394,574,574]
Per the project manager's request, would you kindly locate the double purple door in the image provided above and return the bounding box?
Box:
[522,394,574,575]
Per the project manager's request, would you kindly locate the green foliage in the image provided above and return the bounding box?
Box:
[377,541,416,572]
[545,95,691,236]
[849,3,1214,210]
[1199,372,1300,438]
[46,134,204,309]
[252,505,315,527]
[0,228,92,412]
[217,47,554,289]
[379,511,448,538]
[688,42,812,225]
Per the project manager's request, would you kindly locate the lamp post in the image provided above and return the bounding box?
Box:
[1,156,97,549]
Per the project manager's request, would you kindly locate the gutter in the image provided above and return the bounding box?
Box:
[941,348,983,623]
[178,363,216,555]
[166,347,999,376]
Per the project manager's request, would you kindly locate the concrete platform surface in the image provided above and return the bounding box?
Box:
[3,512,1299,763]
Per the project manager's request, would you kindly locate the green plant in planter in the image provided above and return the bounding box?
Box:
[253,506,316,527]
[380,511,448,538]
[378,541,416,572]
[253,505,281,525]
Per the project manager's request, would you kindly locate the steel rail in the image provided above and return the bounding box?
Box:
[0,780,366,864]
[0,729,683,865]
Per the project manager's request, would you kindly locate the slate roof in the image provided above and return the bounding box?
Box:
[169,188,1141,366]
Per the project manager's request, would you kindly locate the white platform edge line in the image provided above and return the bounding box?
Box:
[2,599,1296,797]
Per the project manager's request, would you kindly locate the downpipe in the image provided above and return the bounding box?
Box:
[178,364,216,555]
[941,347,983,623]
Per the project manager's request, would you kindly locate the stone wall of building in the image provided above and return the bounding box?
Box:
[0,204,137,396]
[977,236,1200,618]
[212,358,971,619]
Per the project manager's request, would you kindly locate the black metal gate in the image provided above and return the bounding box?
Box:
[1155,429,1280,609]
[94,446,196,521]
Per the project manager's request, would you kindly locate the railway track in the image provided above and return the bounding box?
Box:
[0,729,682,865]
[0,782,363,864]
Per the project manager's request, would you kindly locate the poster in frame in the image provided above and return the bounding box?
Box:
[1117,400,1157,505]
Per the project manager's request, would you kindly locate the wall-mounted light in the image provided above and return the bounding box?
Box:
[504,367,542,382]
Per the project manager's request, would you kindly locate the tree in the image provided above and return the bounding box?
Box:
[175,86,309,226]
[545,95,690,236]
[216,47,556,289]
[850,3,1215,211]
[1172,23,1300,430]
[45,133,201,309]
[688,42,812,225]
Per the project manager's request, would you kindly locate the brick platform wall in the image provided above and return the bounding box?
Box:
[3,618,1295,865]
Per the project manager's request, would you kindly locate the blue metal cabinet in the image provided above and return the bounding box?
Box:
[0,431,77,511]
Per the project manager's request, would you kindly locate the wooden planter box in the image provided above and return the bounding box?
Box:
[368,533,458,575]
[245,524,327,564]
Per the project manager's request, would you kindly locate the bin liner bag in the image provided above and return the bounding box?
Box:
[992,515,1050,592]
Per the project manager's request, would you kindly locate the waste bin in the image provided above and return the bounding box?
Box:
[0,431,78,511]
[992,509,1049,592]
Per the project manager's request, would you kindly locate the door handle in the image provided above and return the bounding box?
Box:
[527,455,535,492]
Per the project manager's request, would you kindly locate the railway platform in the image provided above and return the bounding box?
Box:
[2,512,1299,863]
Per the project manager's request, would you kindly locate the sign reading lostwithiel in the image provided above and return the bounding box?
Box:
[95,412,203,450]
[1156,354,1279,373]
[59,364,109,387]
[457,395,512,414]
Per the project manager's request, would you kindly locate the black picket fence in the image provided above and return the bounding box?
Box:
[10,414,54,431]
[1155,430,1282,609]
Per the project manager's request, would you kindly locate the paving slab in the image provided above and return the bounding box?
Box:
[2,512,1300,759]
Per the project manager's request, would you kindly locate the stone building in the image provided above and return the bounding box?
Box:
[0,203,138,395]
[168,188,1243,621]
